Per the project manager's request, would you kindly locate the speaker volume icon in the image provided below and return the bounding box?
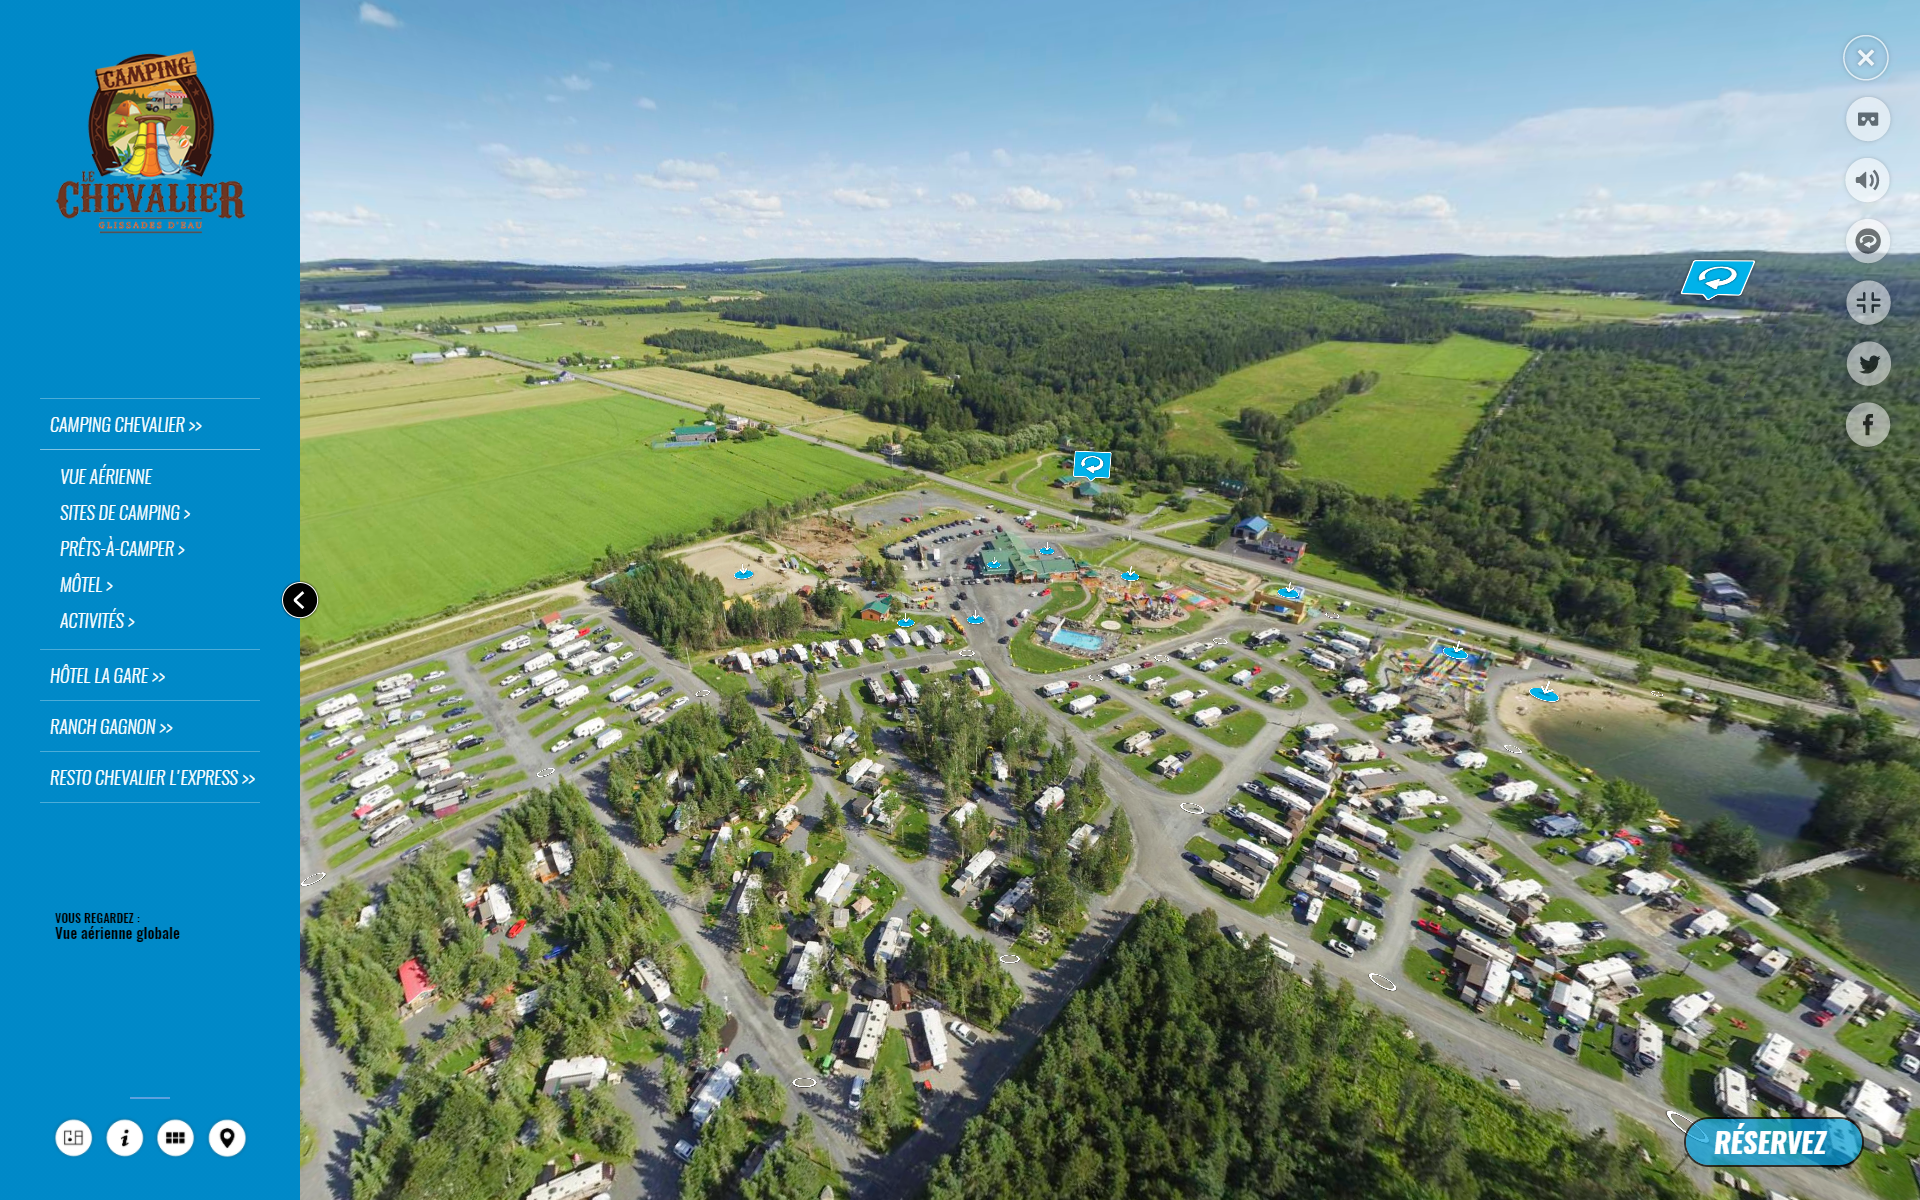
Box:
[1847,157,1889,202]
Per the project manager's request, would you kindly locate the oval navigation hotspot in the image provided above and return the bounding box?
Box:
[966,615,984,624]
[1684,1118,1863,1168]
[998,953,1021,965]
[1528,686,1560,702]
[1368,973,1397,992]
[1121,571,1139,581]
[1180,801,1205,816]
[1437,646,1470,661]
[734,569,753,580]
[897,617,915,629]
[792,1077,818,1090]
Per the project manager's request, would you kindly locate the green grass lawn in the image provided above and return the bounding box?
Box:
[1837,1009,1912,1068]
[1756,975,1811,1013]
[301,392,894,642]
[1197,708,1268,747]
[1445,290,1695,324]
[1162,335,1530,497]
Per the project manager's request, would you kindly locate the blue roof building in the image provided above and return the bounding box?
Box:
[1234,516,1271,537]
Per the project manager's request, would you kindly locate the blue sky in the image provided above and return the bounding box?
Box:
[301,0,1920,262]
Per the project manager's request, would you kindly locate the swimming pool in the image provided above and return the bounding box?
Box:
[1048,628,1104,652]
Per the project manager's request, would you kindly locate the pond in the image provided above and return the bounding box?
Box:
[1527,705,1920,994]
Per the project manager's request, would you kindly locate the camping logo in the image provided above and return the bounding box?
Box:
[91,52,212,177]
[57,51,245,228]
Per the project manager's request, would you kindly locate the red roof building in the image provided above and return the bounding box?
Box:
[399,958,436,1010]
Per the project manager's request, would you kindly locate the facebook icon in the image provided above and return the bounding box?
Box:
[1679,260,1755,299]
[1072,451,1112,480]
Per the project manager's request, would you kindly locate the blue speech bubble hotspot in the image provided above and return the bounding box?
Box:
[1684,1118,1862,1168]
[896,617,915,629]
[1437,646,1470,662]
[734,569,754,580]
[1276,587,1303,600]
[1528,686,1560,702]
[987,561,1003,571]
[1072,450,1112,480]
[1679,259,1755,299]
[966,615,985,625]
[1121,571,1139,582]
[1038,546,1055,556]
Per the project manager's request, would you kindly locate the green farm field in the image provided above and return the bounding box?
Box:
[703,346,870,376]
[301,358,608,437]
[300,393,893,641]
[1164,335,1530,498]
[460,311,841,364]
[601,366,899,446]
[1448,291,1695,324]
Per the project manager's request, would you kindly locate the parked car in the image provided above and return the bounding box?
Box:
[948,1021,979,1046]
[506,919,528,938]
[569,751,588,765]
[673,1140,697,1164]
[1327,939,1356,958]
[848,1076,866,1110]
[737,1053,758,1073]
[1415,919,1444,936]
[1182,851,1202,865]
[481,651,497,662]
[1355,865,1382,882]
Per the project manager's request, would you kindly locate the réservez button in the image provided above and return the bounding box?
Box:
[1685,1118,1862,1167]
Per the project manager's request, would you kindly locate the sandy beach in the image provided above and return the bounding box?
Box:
[1497,682,1668,743]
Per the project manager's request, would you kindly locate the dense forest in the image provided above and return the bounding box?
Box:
[923,901,1700,1200]
[1271,319,1919,656]
[643,327,771,358]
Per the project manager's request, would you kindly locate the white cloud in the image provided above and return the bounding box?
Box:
[1243,194,1259,210]
[950,192,977,209]
[1295,185,1456,221]
[991,148,1013,167]
[1146,102,1180,127]
[657,159,720,181]
[636,174,698,191]
[497,156,588,199]
[478,142,511,156]
[358,3,399,28]
[635,96,658,110]
[1108,165,1137,180]
[559,73,592,92]
[1126,189,1230,221]
[1003,185,1063,212]
[830,188,891,210]
[702,189,784,223]
[305,205,386,227]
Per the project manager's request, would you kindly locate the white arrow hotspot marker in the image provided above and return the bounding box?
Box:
[1664,1110,1692,1133]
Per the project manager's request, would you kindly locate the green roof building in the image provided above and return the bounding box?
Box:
[975,531,1079,581]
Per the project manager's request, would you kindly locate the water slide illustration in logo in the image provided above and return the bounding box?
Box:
[89,52,213,177]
